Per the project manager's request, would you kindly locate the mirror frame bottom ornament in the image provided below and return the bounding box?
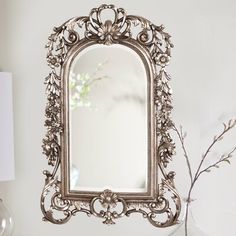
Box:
[41,4,181,227]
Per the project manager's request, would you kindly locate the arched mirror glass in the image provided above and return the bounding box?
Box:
[69,45,148,193]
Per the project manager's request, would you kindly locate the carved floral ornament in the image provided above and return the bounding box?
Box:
[41,4,181,227]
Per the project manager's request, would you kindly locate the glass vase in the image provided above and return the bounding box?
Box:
[0,199,14,236]
[169,200,208,236]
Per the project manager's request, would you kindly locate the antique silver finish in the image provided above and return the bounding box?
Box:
[41,4,181,227]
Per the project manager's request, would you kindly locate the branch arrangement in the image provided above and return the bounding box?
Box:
[173,118,236,236]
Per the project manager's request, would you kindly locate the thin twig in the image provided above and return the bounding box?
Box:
[173,125,193,184]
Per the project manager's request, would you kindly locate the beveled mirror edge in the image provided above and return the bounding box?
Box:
[41,4,181,227]
[61,39,156,202]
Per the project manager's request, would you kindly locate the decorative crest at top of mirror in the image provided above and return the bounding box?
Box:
[41,4,181,227]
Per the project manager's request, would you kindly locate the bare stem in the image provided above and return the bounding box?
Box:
[185,186,194,236]
[173,125,193,184]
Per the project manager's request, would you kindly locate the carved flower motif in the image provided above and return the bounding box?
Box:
[99,190,118,208]
[154,53,170,67]
[97,20,121,45]
[47,55,61,68]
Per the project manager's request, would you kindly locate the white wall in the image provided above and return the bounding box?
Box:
[0,0,236,235]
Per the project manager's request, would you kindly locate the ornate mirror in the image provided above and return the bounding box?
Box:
[41,4,181,227]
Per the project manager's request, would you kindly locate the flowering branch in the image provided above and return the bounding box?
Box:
[173,118,236,236]
[193,119,236,183]
[197,146,236,179]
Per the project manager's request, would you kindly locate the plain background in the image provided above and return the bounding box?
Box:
[0,0,236,235]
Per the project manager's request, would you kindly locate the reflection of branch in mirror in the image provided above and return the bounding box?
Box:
[69,61,110,110]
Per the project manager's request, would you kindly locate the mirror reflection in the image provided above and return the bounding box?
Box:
[69,44,148,192]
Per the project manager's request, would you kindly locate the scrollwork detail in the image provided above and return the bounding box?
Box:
[90,190,127,225]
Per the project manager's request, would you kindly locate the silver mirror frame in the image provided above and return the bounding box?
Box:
[41,4,181,227]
